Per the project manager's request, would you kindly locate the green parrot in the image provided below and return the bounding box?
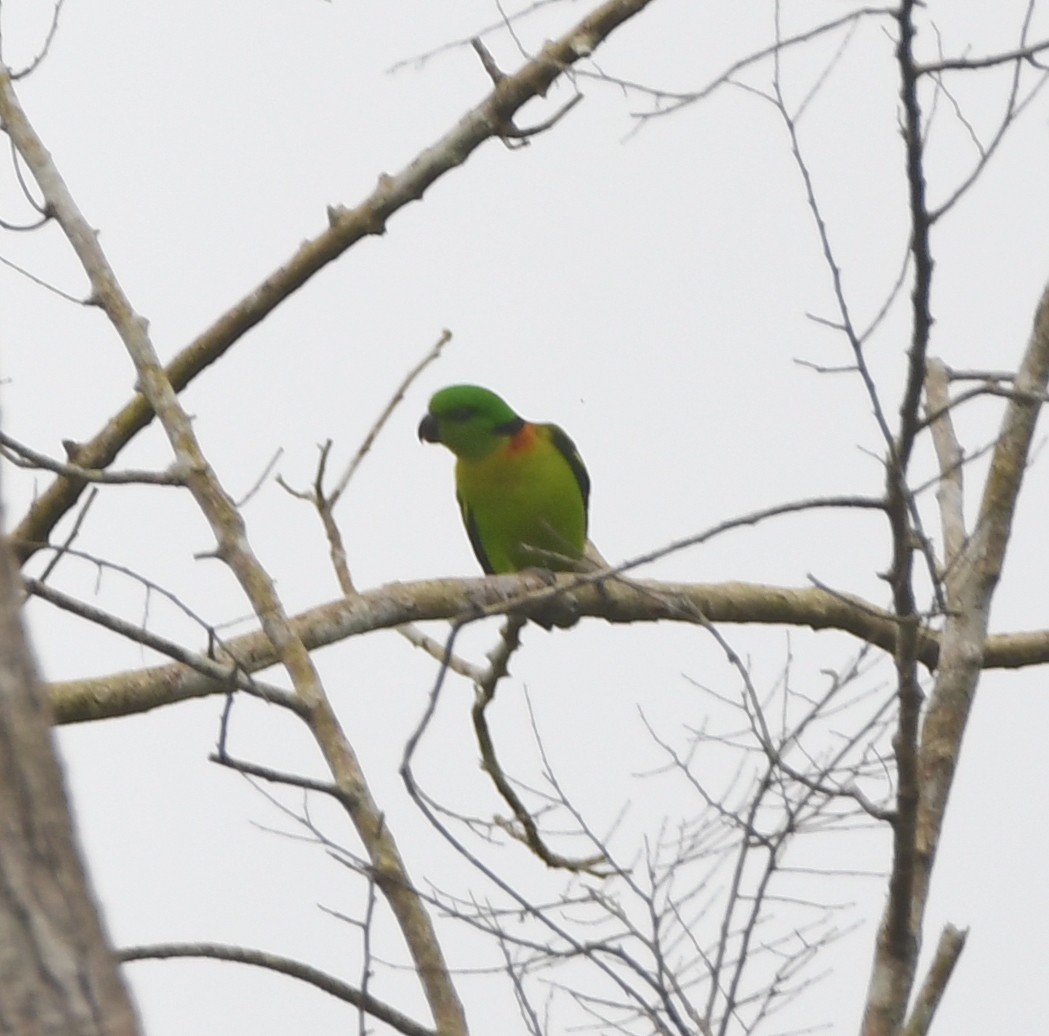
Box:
[418,384,592,575]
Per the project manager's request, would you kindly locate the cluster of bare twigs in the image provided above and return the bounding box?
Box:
[398,629,895,1035]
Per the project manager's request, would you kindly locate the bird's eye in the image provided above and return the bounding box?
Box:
[445,407,475,422]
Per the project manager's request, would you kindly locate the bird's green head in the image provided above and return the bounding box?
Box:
[418,384,523,460]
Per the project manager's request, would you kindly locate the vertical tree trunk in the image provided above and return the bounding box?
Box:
[0,488,140,1036]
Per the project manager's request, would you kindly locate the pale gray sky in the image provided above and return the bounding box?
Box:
[4,2,1049,1033]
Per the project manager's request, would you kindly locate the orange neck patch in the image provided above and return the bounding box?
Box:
[505,422,537,456]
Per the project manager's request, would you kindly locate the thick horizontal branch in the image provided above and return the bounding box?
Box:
[47,573,1049,725]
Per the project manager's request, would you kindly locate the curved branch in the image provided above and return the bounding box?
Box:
[119,943,434,1036]
[470,616,605,872]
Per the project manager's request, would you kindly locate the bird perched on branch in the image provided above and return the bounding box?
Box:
[418,384,596,577]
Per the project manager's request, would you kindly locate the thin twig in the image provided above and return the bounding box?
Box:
[118,944,435,1036]
[36,486,98,583]
[328,330,451,508]
[8,0,69,79]
[0,432,183,485]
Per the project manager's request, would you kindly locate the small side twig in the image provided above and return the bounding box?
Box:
[9,0,69,79]
[470,37,583,146]
[0,432,184,485]
[210,750,345,802]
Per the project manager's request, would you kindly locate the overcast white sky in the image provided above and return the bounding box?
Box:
[4,1,1049,1033]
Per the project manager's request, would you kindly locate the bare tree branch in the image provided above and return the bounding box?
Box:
[901,924,968,1036]
[0,431,184,485]
[916,37,1049,74]
[861,8,938,1029]
[328,329,451,509]
[118,943,435,1036]
[923,359,966,569]
[24,575,304,715]
[470,615,607,871]
[45,563,1049,726]
[863,279,1049,1034]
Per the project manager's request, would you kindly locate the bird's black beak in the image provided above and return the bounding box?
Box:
[418,414,440,443]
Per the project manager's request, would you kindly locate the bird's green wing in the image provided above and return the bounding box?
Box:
[458,491,495,574]
[545,423,590,522]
